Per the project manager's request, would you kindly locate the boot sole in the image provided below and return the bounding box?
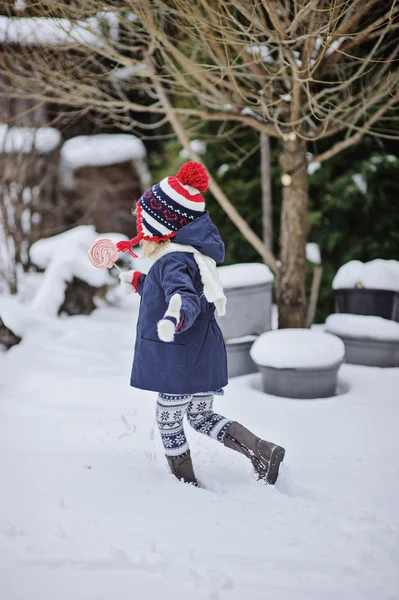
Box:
[266,446,285,485]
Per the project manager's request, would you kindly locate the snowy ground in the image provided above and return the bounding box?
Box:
[1,297,399,600]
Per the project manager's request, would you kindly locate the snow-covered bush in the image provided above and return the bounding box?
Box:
[29,226,126,317]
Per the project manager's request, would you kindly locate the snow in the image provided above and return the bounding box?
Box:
[307,161,321,175]
[15,0,27,11]
[280,93,291,102]
[61,134,147,170]
[325,314,399,342]
[0,16,98,46]
[333,259,399,291]
[225,335,257,345]
[179,140,207,159]
[250,329,345,369]
[326,36,350,56]
[1,301,399,600]
[218,263,274,289]
[30,251,113,318]
[217,164,230,176]
[352,173,367,194]
[241,107,264,121]
[246,45,275,65]
[28,226,127,317]
[108,63,149,80]
[0,13,120,47]
[306,242,321,265]
[0,124,61,155]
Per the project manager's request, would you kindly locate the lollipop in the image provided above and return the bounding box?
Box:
[88,238,120,271]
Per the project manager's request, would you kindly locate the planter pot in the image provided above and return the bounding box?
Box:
[226,337,257,378]
[325,313,399,367]
[330,335,399,368]
[217,264,274,340]
[250,329,345,399]
[218,282,272,339]
[257,362,342,399]
[334,288,398,320]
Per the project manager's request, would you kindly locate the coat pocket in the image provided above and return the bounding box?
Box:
[137,337,187,392]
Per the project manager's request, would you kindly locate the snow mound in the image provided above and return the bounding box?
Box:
[333,259,399,291]
[30,225,97,268]
[218,263,274,289]
[0,295,45,337]
[61,134,147,170]
[306,242,321,265]
[29,226,128,317]
[326,314,399,342]
[0,13,119,47]
[0,124,61,155]
[250,328,345,369]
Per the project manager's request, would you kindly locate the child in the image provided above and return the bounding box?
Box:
[117,161,285,487]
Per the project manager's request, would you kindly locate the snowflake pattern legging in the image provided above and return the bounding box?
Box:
[156,393,234,458]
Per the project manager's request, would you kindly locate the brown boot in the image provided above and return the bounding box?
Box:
[224,422,285,485]
[167,451,198,486]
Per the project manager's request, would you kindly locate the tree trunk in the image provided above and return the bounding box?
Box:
[260,132,273,253]
[278,136,308,328]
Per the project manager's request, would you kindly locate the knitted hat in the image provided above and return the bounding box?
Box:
[116,161,209,257]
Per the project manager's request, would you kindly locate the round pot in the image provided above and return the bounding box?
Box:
[334,288,397,320]
[226,337,257,378]
[258,362,342,399]
[331,335,399,368]
[217,281,273,339]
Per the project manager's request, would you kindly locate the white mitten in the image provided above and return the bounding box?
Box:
[119,270,138,295]
[157,294,182,342]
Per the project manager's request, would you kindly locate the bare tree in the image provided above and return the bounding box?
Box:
[1,1,398,325]
[260,133,273,254]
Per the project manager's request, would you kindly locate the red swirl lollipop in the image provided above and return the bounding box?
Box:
[88,238,120,270]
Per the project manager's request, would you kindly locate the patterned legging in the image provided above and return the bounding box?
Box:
[156,393,233,458]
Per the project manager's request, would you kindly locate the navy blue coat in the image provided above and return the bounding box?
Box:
[131,212,228,394]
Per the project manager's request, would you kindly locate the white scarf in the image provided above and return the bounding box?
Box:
[155,243,227,316]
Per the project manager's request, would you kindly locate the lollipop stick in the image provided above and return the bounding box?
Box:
[113,262,122,272]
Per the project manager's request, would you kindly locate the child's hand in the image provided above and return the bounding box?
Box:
[119,270,139,295]
[157,294,183,342]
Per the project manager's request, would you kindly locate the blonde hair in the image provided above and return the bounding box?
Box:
[141,239,171,259]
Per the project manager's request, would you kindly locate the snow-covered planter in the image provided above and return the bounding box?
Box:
[217,263,273,339]
[250,329,345,399]
[333,260,399,320]
[325,314,399,368]
[226,336,257,378]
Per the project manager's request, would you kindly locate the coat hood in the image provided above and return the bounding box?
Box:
[172,212,225,263]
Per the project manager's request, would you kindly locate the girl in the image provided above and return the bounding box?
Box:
[117,161,285,487]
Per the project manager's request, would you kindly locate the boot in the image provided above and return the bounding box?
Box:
[167,451,198,486]
[224,422,285,485]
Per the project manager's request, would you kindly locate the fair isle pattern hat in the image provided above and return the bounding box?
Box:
[116,161,209,256]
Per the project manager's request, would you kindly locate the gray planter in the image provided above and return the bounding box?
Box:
[258,361,342,399]
[329,334,399,367]
[226,337,257,378]
[217,281,273,339]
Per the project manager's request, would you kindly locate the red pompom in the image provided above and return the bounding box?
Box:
[175,161,209,192]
